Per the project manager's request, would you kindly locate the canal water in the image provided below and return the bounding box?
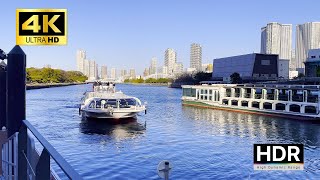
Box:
[26,84,320,179]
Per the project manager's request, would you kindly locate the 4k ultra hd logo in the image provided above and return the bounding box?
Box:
[254,144,304,170]
[16,9,67,45]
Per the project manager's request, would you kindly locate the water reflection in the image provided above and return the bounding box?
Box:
[182,106,320,147]
[79,117,146,140]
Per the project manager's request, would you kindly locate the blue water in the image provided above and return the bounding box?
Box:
[26,84,320,179]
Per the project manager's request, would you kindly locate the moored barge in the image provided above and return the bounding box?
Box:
[182,84,320,120]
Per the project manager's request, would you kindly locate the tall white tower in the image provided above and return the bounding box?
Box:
[164,48,177,75]
[190,43,202,71]
[296,22,320,69]
[111,68,117,79]
[150,57,157,75]
[101,66,107,79]
[76,50,86,73]
[260,22,292,60]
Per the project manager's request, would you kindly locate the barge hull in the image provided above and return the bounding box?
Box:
[182,100,320,121]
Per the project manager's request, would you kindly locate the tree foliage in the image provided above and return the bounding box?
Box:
[26,67,87,83]
[173,71,212,84]
[230,72,242,84]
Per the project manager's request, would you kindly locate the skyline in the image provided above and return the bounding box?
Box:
[1,0,320,74]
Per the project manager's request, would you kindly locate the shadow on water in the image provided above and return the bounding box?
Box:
[79,117,146,138]
[182,106,320,147]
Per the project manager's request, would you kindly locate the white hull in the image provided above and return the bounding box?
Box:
[81,109,144,119]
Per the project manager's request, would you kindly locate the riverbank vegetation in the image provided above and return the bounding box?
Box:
[124,78,171,84]
[26,67,87,83]
[173,72,212,84]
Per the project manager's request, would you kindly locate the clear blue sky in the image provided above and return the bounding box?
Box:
[1,0,319,74]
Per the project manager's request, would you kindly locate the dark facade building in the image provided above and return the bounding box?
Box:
[213,53,279,80]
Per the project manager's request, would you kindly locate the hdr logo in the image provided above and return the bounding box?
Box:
[16,9,67,45]
[253,144,304,170]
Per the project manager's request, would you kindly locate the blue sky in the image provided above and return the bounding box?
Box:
[1,0,319,74]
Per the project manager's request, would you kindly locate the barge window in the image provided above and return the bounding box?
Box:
[305,106,317,114]
[222,99,228,105]
[289,104,300,113]
[241,101,248,107]
[191,89,196,97]
[263,102,272,110]
[231,100,238,106]
[275,103,285,111]
[252,101,259,108]
[183,88,192,97]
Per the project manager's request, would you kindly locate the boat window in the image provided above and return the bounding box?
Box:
[96,100,101,108]
[183,88,192,97]
[191,89,196,97]
[128,99,137,106]
[119,99,131,108]
[89,101,95,108]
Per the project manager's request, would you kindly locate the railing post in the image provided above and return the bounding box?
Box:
[7,45,26,137]
[36,148,50,180]
[18,125,27,180]
[0,60,6,128]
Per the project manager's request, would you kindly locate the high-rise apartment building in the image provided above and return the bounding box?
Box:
[129,69,136,79]
[143,68,150,77]
[84,59,90,77]
[150,57,157,75]
[89,60,96,80]
[291,50,296,70]
[120,69,127,77]
[295,22,320,69]
[174,62,183,75]
[164,48,177,75]
[190,43,202,71]
[101,66,107,79]
[261,22,292,60]
[111,68,117,79]
[76,50,86,73]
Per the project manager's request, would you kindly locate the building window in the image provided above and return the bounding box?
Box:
[311,56,316,58]
[261,60,270,65]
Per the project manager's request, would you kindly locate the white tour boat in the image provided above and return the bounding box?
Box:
[80,82,146,119]
[182,83,320,121]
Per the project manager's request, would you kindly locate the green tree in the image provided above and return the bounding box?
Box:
[26,67,87,83]
[194,72,212,84]
[230,72,242,84]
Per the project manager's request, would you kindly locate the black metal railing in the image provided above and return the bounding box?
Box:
[18,120,83,179]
